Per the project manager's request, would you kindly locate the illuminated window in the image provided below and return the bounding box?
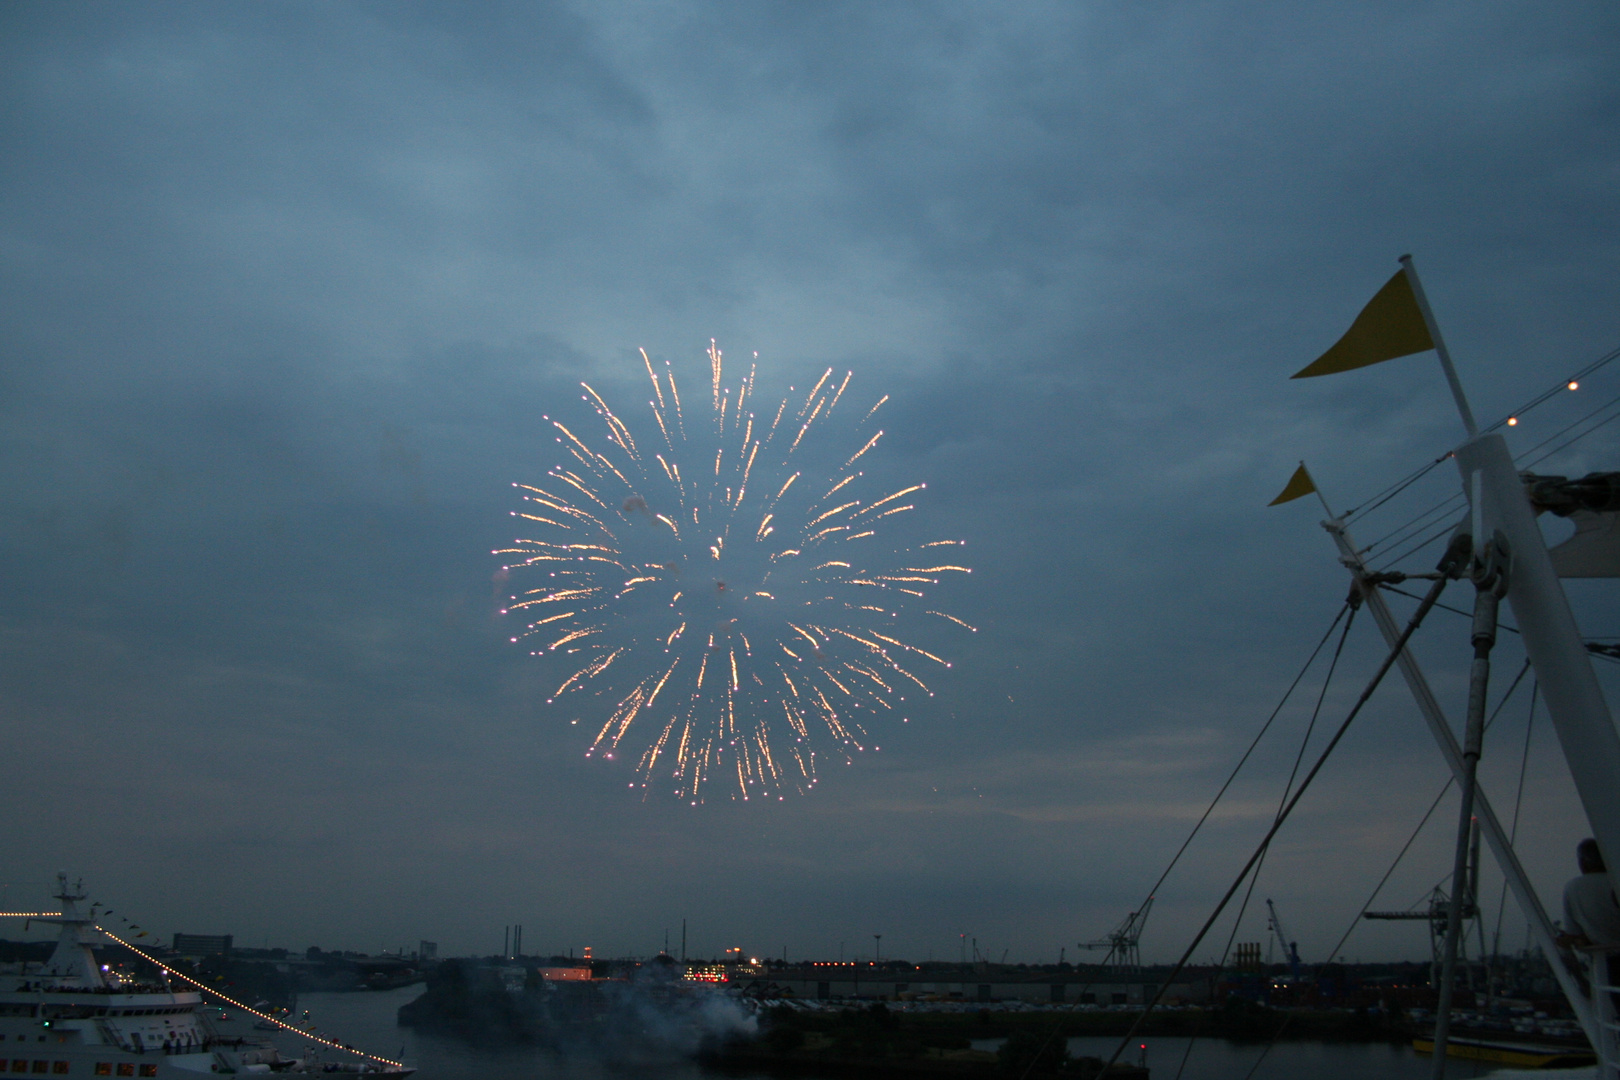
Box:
[31,1063,47,1074]
[94,1067,111,1077]
[51,1065,68,1075]
[138,1069,156,1078]
[115,1066,133,1077]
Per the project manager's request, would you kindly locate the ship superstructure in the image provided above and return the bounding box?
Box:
[0,876,406,1079]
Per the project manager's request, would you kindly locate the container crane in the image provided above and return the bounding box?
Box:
[1080,896,1153,972]
[1265,899,1302,980]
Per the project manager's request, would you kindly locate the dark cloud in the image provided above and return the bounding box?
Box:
[2,1,1617,965]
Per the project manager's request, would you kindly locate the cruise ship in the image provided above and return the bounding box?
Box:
[1,876,409,1078]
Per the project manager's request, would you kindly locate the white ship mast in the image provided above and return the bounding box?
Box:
[1298,255,1620,1075]
[28,872,108,989]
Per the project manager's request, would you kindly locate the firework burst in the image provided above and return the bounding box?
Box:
[495,343,972,803]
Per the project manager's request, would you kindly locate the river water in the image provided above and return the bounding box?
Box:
[269,985,1585,1080]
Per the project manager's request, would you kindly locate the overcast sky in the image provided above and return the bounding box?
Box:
[3,1,1619,966]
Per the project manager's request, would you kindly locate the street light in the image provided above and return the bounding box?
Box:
[874,934,882,965]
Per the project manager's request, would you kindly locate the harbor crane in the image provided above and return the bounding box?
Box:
[1265,899,1302,980]
[1362,818,1486,990]
[1080,896,1153,972]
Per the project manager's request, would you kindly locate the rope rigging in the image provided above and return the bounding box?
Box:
[1102,567,1459,1074]
[1382,582,1619,665]
[1235,657,1533,1079]
[1135,602,1355,907]
[1362,399,1620,569]
[1016,600,1357,1080]
[1489,679,1537,960]
[1170,605,1359,1080]
[1340,349,1620,575]
[1343,340,1620,526]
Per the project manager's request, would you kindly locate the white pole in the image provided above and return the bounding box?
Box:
[1321,515,1595,1038]
[1455,433,1620,905]
[1392,257,1619,904]
[1400,255,1478,438]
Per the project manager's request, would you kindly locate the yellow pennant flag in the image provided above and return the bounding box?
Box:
[1268,464,1316,506]
[1292,268,1434,378]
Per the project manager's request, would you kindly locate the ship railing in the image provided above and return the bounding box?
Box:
[30,984,178,995]
[1582,944,1620,1080]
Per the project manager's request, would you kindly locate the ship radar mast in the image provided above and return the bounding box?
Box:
[31,872,108,989]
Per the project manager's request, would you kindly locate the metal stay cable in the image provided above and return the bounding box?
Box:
[1376,518,1461,573]
[1237,657,1533,1079]
[1277,606,1355,810]
[1514,386,1620,461]
[1015,603,1353,1080]
[1517,393,1620,471]
[1139,601,1353,904]
[1482,343,1620,436]
[1381,585,1521,639]
[1363,383,1614,559]
[1356,376,1620,560]
[1173,605,1359,1080]
[1238,781,1455,1079]
[1363,494,1467,559]
[1102,573,1452,1075]
[1383,584,1617,665]
[1345,456,1449,526]
[1345,340,1620,526]
[1491,679,1538,959]
[1381,659,1532,914]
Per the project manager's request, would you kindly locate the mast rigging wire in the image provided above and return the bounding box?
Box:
[1362,493,1468,559]
[1517,394,1620,472]
[1016,602,1355,1080]
[1380,586,1519,637]
[1360,390,1620,564]
[1343,341,1620,524]
[1485,344,1620,436]
[1381,582,1620,668]
[1238,779,1456,1079]
[1490,679,1537,960]
[1172,607,1359,1080]
[1348,369,1620,563]
[1135,602,1354,905]
[1237,657,1532,1079]
[1375,518,1461,572]
[1393,660,1532,910]
[1102,572,1454,1074]
[1346,456,1449,526]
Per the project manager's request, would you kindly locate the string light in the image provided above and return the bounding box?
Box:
[96,926,405,1070]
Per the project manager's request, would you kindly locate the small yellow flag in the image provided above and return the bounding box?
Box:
[1269,464,1316,506]
[1292,268,1434,378]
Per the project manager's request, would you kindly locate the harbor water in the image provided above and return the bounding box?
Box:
[273,985,1579,1080]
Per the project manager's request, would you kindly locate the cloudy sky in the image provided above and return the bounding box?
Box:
[3,1,1618,966]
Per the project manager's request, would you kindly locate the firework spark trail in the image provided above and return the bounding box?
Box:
[497,343,971,802]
